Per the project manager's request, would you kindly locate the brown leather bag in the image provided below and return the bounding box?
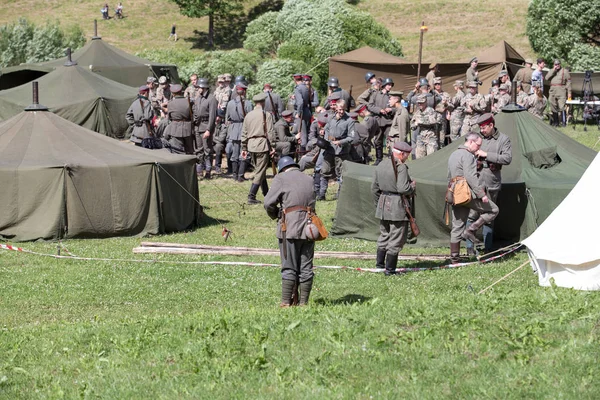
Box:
[306,212,328,241]
[447,177,472,206]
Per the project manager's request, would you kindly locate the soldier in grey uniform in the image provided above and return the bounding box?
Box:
[367,77,395,165]
[263,83,284,119]
[299,113,328,199]
[320,99,356,199]
[525,81,547,119]
[225,83,253,182]
[273,110,299,156]
[357,72,378,106]
[241,93,276,204]
[324,77,355,111]
[264,156,317,307]
[293,75,312,151]
[466,57,479,84]
[126,85,154,147]
[449,80,466,141]
[304,75,320,112]
[212,117,228,174]
[355,104,378,164]
[465,113,512,255]
[372,140,415,275]
[411,94,439,158]
[193,78,218,179]
[448,133,499,263]
[164,84,194,155]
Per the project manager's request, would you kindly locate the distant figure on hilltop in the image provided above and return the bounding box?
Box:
[115,2,123,19]
[101,4,109,19]
[168,24,177,41]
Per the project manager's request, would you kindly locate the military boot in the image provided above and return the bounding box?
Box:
[374,146,383,166]
[226,158,232,176]
[551,112,559,126]
[231,161,238,181]
[204,158,212,180]
[376,248,386,269]
[313,172,321,196]
[238,159,247,182]
[281,279,295,307]
[299,278,313,306]
[214,152,222,174]
[261,179,269,197]
[248,183,261,205]
[561,110,567,127]
[196,163,204,179]
[385,253,399,276]
[450,242,461,264]
[461,217,486,244]
[482,224,494,253]
[317,176,328,200]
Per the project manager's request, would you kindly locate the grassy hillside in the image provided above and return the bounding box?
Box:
[0,0,534,61]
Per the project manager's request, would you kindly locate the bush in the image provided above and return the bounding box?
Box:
[248,58,309,97]
[0,18,85,68]
[568,44,600,71]
[243,12,280,57]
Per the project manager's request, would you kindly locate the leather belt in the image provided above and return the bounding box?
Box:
[382,191,401,196]
[550,84,565,86]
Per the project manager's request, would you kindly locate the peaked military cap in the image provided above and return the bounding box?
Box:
[429,62,437,69]
[467,81,479,88]
[158,76,168,84]
[139,85,149,92]
[388,90,404,97]
[263,83,272,89]
[170,84,183,93]
[281,110,293,117]
[253,92,267,102]
[433,77,442,84]
[470,57,478,63]
[329,91,342,100]
[498,70,508,77]
[317,114,329,125]
[476,113,495,126]
[302,74,312,80]
[392,140,412,152]
[353,103,368,113]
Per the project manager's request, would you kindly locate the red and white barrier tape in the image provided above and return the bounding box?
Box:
[0,242,523,273]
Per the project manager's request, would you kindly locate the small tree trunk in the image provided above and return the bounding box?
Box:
[208,13,214,48]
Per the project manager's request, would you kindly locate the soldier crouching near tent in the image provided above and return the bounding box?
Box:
[264,156,317,307]
[465,113,512,255]
[447,133,499,263]
[371,141,416,275]
[126,85,154,147]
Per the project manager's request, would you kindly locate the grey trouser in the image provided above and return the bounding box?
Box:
[251,151,270,185]
[172,135,195,155]
[276,142,292,156]
[321,152,345,180]
[377,220,408,256]
[227,140,242,163]
[468,188,500,225]
[451,197,499,242]
[299,148,323,171]
[374,124,391,148]
[194,132,213,168]
[279,239,315,282]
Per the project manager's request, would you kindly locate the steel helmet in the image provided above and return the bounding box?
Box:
[277,156,299,173]
[197,78,209,88]
[418,77,429,87]
[234,75,246,84]
[327,77,339,87]
[381,77,394,87]
[364,72,376,82]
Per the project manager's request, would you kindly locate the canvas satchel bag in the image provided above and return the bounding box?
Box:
[448,177,472,206]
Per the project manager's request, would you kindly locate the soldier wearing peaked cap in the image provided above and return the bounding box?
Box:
[163,84,195,155]
[464,113,511,255]
[426,62,439,89]
[466,57,480,85]
[387,90,410,147]
[273,109,299,157]
[225,83,253,182]
[371,140,416,275]
[126,85,155,147]
[193,78,218,179]
[367,77,395,165]
[263,83,285,120]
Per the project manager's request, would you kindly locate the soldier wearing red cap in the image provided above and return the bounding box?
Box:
[371,140,416,275]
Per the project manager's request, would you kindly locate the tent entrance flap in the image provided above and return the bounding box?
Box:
[524,147,561,169]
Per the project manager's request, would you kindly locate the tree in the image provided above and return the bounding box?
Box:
[527,0,600,68]
[169,0,243,48]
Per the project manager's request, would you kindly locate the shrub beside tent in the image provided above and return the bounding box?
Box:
[522,153,600,290]
[331,108,597,246]
[0,103,200,241]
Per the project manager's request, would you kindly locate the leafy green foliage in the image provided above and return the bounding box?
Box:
[568,43,600,71]
[527,0,600,68]
[0,18,85,68]
[169,0,243,19]
[248,58,309,97]
[242,12,280,57]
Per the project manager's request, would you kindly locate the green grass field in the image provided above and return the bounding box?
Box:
[1,124,599,398]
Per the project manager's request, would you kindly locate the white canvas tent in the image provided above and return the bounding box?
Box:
[522,153,600,290]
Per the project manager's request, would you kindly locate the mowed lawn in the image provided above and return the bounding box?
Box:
[1,125,599,398]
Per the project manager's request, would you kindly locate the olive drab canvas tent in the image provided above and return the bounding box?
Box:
[331,107,597,246]
[0,105,200,242]
[328,41,523,98]
[522,153,600,290]
[0,36,180,89]
[0,62,138,138]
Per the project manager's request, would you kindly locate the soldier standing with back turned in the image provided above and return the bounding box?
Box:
[193,78,218,179]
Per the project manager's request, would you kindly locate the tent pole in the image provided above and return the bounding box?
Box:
[417,21,428,79]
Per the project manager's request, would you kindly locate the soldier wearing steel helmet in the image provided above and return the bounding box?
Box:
[367,77,395,165]
[264,156,317,307]
[357,72,379,106]
[323,77,354,111]
[193,77,218,179]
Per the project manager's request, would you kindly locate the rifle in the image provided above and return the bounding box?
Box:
[267,91,279,121]
[391,152,420,236]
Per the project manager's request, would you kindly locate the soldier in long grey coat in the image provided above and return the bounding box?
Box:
[367,77,394,165]
[193,78,218,179]
[371,140,416,275]
[225,83,253,181]
[448,133,499,263]
[264,156,317,307]
[293,77,312,151]
[465,113,512,255]
[263,83,284,119]
[164,84,194,154]
[241,93,276,204]
[126,85,154,146]
[320,100,356,200]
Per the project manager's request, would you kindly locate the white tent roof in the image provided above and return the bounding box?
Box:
[522,152,600,290]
